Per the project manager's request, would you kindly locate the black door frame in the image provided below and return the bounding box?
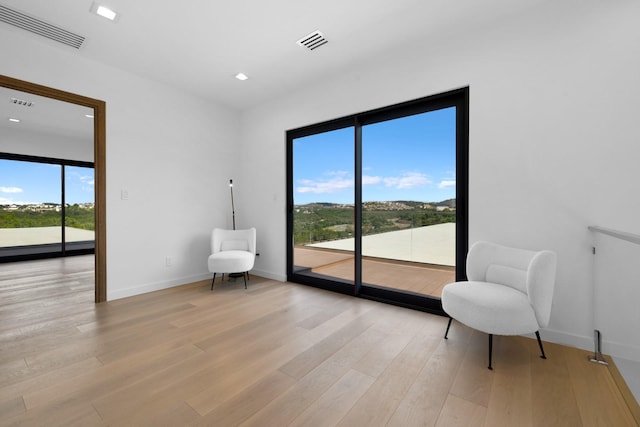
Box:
[287,87,469,315]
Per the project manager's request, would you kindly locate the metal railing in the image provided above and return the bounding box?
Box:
[588,225,640,365]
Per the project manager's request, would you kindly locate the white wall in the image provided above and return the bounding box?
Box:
[239,0,640,352]
[0,126,92,162]
[0,29,241,299]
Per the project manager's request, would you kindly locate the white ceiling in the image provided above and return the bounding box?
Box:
[0,86,94,142]
[0,0,549,112]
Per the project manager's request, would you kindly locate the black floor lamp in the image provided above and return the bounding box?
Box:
[229,179,236,230]
[228,178,244,279]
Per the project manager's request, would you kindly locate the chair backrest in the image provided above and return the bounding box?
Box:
[466,241,557,328]
[211,228,256,255]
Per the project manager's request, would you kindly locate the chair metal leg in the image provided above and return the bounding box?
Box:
[535,331,547,359]
[444,317,453,339]
[210,273,216,290]
[243,272,247,289]
[488,334,493,370]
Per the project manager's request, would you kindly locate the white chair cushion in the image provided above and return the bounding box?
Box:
[208,250,254,273]
[220,239,249,251]
[485,264,527,294]
[441,281,539,335]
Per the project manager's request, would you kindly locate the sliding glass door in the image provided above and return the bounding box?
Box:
[290,123,357,294]
[64,165,95,253]
[0,154,95,261]
[361,107,457,299]
[287,88,468,312]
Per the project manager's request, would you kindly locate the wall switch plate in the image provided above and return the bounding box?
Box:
[121,189,129,200]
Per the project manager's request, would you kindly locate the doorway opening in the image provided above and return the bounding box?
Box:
[0,74,106,302]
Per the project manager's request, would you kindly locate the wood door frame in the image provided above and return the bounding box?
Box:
[0,74,107,302]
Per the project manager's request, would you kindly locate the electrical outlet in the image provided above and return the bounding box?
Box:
[121,189,129,200]
[165,256,173,267]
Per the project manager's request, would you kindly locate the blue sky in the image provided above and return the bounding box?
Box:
[293,107,456,205]
[0,160,94,205]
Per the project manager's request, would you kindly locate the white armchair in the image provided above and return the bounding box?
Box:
[441,241,557,369]
[208,228,256,290]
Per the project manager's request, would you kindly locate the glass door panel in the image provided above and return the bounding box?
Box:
[287,88,468,312]
[64,165,95,253]
[0,159,62,257]
[292,127,355,288]
[361,107,457,298]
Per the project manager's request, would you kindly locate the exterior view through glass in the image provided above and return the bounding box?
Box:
[0,156,95,261]
[287,88,468,313]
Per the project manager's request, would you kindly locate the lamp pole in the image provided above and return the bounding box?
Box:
[229,179,236,230]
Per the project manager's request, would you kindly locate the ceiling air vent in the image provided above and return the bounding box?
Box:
[10,97,35,107]
[297,30,328,51]
[0,4,85,49]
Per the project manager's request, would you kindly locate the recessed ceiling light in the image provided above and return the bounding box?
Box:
[97,6,116,20]
[90,2,118,21]
[235,73,249,81]
[9,118,21,123]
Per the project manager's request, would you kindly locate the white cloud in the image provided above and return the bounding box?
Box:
[383,172,431,189]
[0,186,23,194]
[79,175,94,186]
[362,175,382,185]
[438,180,456,189]
[297,176,354,194]
[297,171,433,194]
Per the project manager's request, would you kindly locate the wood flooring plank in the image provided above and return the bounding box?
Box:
[449,330,494,408]
[434,394,487,427]
[0,357,103,404]
[353,332,414,378]
[563,346,637,426]
[22,344,204,410]
[288,369,375,427]
[483,336,533,427]
[277,310,379,381]
[189,370,297,426]
[183,308,377,417]
[606,355,640,426]
[0,396,25,420]
[1,399,106,427]
[91,350,218,423]
[530,341,583,427]
[238,323,387,427]
[337,333,441,426]
[117,401,201,427]
[386,335,471,427]
[0,256,637,426]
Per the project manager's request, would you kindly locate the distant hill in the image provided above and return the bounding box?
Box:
[436,198,456,208]
[295,199,455,209]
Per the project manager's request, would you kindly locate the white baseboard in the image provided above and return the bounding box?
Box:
[603,340,640,363]
[107,272,212,301]
[107,269,285,301]
[251,268,286,282]
[540,328,640,363]
[537,328,595,353]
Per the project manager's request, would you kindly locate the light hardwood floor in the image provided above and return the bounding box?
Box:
[0,256,638,426]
